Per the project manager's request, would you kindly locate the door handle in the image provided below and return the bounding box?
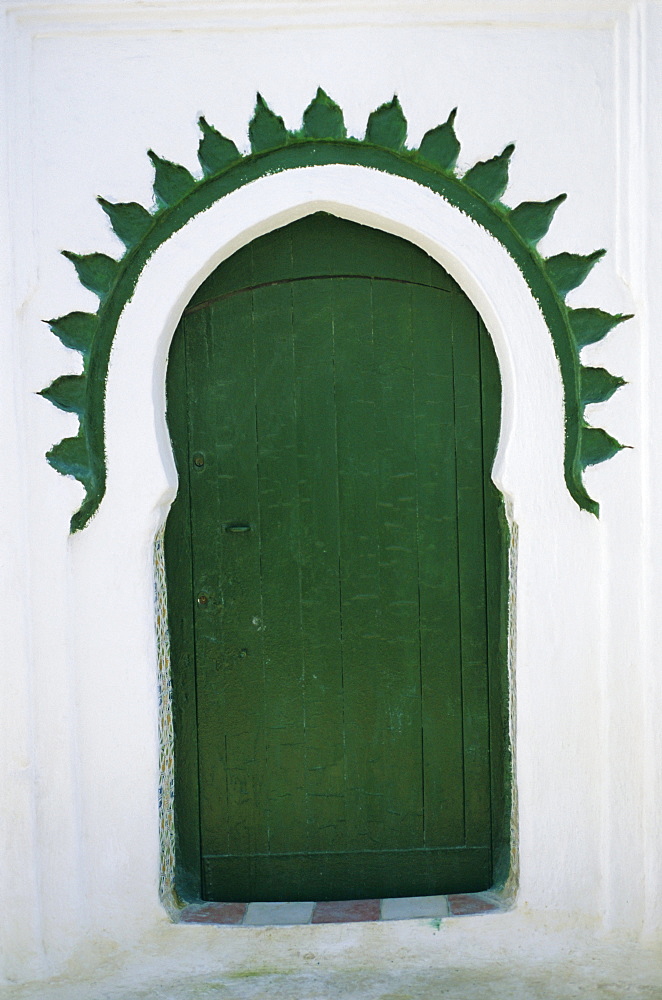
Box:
[224,523,251,533]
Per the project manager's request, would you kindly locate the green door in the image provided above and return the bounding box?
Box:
[165,213,506,903]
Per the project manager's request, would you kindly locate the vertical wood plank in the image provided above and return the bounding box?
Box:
[332,277,383,851]
[291,279,347,855]
[186,296,269,882]
[451,290,491,849]
[251,224,293,284]
[479,317,508,880]
[164,317,202,897]
[371,279,424,847]
[252,282,308,858]
[412,285,466,847]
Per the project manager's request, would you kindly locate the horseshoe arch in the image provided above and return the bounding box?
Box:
[42,90,629,531]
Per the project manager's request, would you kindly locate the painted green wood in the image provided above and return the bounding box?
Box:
[252,281,309,857]
[186,214,452,312]
[332,276,423,853]
[188,295,269,863]
[291,280,347,852]
[164,323,201,900]
[479,316,511,887]
[166,214,505,902]
[203,847,491,902]
[413,285,465,848]
[451,293,492,848]
[371,280,424,847]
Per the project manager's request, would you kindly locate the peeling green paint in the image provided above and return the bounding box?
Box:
[44,91,630,530]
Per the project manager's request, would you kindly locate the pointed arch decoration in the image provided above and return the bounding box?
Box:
[42,89,630,530]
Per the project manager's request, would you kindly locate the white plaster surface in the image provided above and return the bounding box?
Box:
[0,0,660,991]
[2,967,662,1000]
[0,921,661,999]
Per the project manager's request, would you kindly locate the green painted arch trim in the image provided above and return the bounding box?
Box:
[43,90,631,530]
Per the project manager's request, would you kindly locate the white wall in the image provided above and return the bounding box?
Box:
[0,0,660,985]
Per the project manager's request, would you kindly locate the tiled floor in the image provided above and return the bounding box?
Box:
[179,890,503,925]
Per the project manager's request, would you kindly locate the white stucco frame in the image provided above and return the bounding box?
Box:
[73,161,606,935]
[106,165,568,523]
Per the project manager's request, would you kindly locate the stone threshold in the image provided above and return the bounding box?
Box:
[179,890,503,925]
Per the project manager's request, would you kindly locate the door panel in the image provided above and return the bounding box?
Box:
[165,213,504,902]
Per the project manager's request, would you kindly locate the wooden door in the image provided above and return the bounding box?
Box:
[165,213,505,903]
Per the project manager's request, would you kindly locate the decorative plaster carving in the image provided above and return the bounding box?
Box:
[42,90,630,529]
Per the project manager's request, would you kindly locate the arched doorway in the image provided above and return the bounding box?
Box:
[165,213,507,903]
